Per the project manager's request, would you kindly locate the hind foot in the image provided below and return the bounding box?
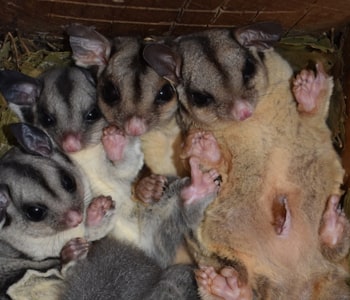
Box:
[292,62,332,116]
[196,266,253,300]
[182,130,221,164]
[180,157,221,205]
[319,195,350,261]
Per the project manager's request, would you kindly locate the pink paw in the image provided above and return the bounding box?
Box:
[183,131,221,164]
[135,174,168,204]
[102,125,128,162]
[86,195,115,227]
[60,237,90,264]
[180,157,221,205]
[292,62,330,114]
[196,266,253,300]
[319,195,348,247]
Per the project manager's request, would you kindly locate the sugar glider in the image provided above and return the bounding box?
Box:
[59,149,222,300]
[0,123,115,296]
[66,23,187,177]
[66,24,194,263]
[147,22,349,298]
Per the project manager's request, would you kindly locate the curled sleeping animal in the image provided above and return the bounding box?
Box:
[0,123,115,298]
[60,237,199,300]
[144,22,350,299]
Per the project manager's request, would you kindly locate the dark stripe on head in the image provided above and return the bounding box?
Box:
[129,45,148,104]
[56,68,73,106]
[2,161,57,198]
[192,35,230,83]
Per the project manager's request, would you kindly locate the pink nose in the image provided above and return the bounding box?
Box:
[125,116,147,136]
[65,209,83,228]
[62,133,82,153]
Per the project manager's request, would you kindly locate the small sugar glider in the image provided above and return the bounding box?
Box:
[59,152,221,300]
[66,23,187,177]
[0,67,145,247]
[0,123,115,295]
[147,22,349,298]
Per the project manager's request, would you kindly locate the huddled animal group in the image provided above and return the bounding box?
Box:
[0,21,349,300]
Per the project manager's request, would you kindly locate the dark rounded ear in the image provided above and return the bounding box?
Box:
[9,123,53,157]
[66,23,111,75]
[0,70,42,105]
[0,184,10,225]
[143,44,181,84]
[233,22,283,50]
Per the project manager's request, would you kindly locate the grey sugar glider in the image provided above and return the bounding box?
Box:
[0,123,115,296]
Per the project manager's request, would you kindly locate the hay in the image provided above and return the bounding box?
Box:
[0,32,72,156]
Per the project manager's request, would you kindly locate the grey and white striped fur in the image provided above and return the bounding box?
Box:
[0,123,92,296]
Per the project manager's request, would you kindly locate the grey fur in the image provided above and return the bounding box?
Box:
[60,237,199,300]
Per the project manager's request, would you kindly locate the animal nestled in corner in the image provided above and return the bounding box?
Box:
[0,123,115,298]
[142,22,350,299]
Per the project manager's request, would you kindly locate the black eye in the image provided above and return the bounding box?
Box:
[23,204,48,222]
[242,56,256,85]
[100,80,120,106]
[155,83,175,105]
[189,91,214,107]
[59,170,76,193]
[38,110,56,128]
[85,106,102,122]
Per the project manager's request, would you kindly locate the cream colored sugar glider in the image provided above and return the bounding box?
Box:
[0,123,115,296]
[147,22,349,298]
